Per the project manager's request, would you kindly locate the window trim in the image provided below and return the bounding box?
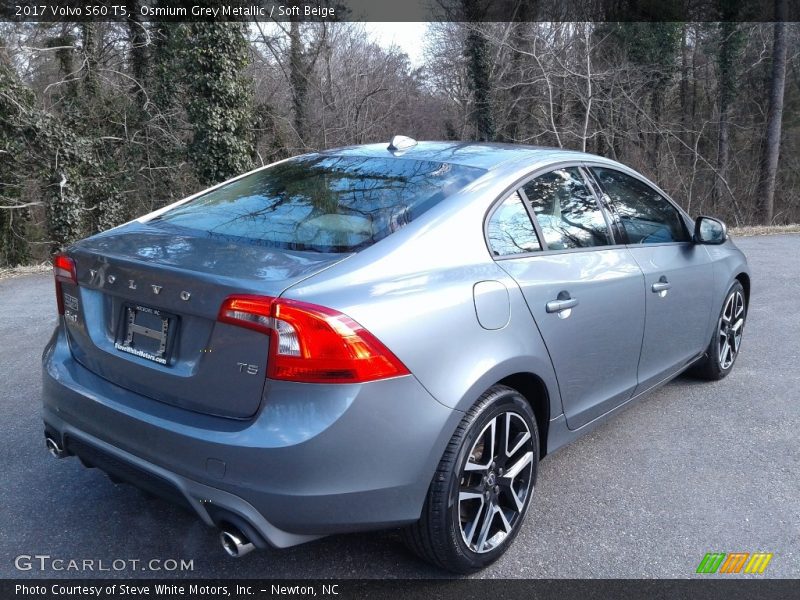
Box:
[485,190,545,258]
[483,161,621,260]
[515,187,549,250]
[583,162,693,247]
[581,166,628,243]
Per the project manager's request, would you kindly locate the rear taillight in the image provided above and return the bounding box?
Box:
[218,295,409,384]
[53,253,77,315]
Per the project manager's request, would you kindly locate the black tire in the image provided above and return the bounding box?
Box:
[690,280,746,381]
[402,385,539,573]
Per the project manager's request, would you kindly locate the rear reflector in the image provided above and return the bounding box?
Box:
[218,295,409,384]
[53,253,77,315]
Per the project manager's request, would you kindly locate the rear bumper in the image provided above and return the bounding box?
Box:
[42,325,461,547]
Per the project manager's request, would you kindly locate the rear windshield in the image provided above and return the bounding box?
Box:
[151,155,485,252]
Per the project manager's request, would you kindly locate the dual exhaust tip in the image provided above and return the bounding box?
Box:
[46,433,255,559]
[45,435,67,459]
[219,527,255,558]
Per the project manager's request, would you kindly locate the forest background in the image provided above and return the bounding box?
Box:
[1,2,797,266]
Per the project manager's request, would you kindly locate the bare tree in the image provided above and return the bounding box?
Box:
[2,18,799,267]
[756,0,789,224]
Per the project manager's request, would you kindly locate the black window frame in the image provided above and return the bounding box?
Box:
[584,164,692,246]
[483,162,620,260]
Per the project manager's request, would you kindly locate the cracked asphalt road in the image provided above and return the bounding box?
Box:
[1,234,798,579]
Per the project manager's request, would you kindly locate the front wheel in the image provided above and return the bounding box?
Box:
[691,280,747,380]
[402,385,539,573]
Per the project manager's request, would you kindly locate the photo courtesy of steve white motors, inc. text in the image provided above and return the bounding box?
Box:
[12,3,339,19]
[14,583,341,597]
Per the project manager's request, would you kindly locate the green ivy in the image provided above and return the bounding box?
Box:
[181,23,254,185]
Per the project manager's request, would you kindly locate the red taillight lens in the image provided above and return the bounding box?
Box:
[218,295,275,335]
[54,253,77,283]
[218,295,409,384]
[53,253,77,315]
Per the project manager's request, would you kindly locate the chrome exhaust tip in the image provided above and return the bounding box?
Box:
[45,435,66,459]
[220,527,255,558]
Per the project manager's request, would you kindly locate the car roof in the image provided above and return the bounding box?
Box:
[319,141,599,171]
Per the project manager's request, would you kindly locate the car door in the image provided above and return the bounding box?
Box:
[487,166,645,430]
[588,166,714,393]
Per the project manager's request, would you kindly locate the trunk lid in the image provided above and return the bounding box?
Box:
[61,221,350,418]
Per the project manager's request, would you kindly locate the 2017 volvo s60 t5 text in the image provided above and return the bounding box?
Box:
[42,137,749,572]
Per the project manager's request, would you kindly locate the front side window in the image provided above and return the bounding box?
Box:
[151,155,486,253]
[591,167,690,244]
[486,192,541,257]
[522,167,612,250]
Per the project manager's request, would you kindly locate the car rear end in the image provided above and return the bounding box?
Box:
[41,153,484,550]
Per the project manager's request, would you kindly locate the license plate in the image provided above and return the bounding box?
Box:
[115,304,177,365]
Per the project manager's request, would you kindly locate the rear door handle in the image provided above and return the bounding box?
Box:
[546,292,578,317]
[651,276,671,296]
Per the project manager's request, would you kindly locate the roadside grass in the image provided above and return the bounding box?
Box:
[1,225,798,281]
[0,262,52,281]
[730,224,800,236]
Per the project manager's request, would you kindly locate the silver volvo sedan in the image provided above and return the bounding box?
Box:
[42,138,749,572]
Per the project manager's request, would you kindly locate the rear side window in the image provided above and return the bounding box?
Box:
[522,167,612,250]
[487,192,542,256]
[591,167,690,244]
[152,155,485,253]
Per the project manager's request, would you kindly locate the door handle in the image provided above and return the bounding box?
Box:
[546,292,578,318]
[651,276,671,296]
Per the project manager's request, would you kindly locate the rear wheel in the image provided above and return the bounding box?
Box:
[691,281,746,380]
[402,385,538,573]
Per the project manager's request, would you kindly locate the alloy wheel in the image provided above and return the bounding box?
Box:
[718,289,745,370]
[457,411,535,554]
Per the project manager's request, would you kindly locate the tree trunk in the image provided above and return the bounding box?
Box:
[127,0,148,106]
[649,85,664,171]
[182,23,254,185]
[756,0,788,225]
[47,25,77,101]
[462,0,494,141]
[289,18,309,149]
[501,22,527,143]
[82,23,99,98]
[691,29,699,129]
[715,111,730,212]
[465,27,494,141]
[713,17,744,215]
[680,23,692,146]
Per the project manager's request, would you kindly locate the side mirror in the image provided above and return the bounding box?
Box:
[694,216,727,245]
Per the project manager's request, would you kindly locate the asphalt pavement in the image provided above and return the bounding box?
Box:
[1,234,798,579]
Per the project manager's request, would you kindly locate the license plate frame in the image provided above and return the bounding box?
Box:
[114,303,178,365]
